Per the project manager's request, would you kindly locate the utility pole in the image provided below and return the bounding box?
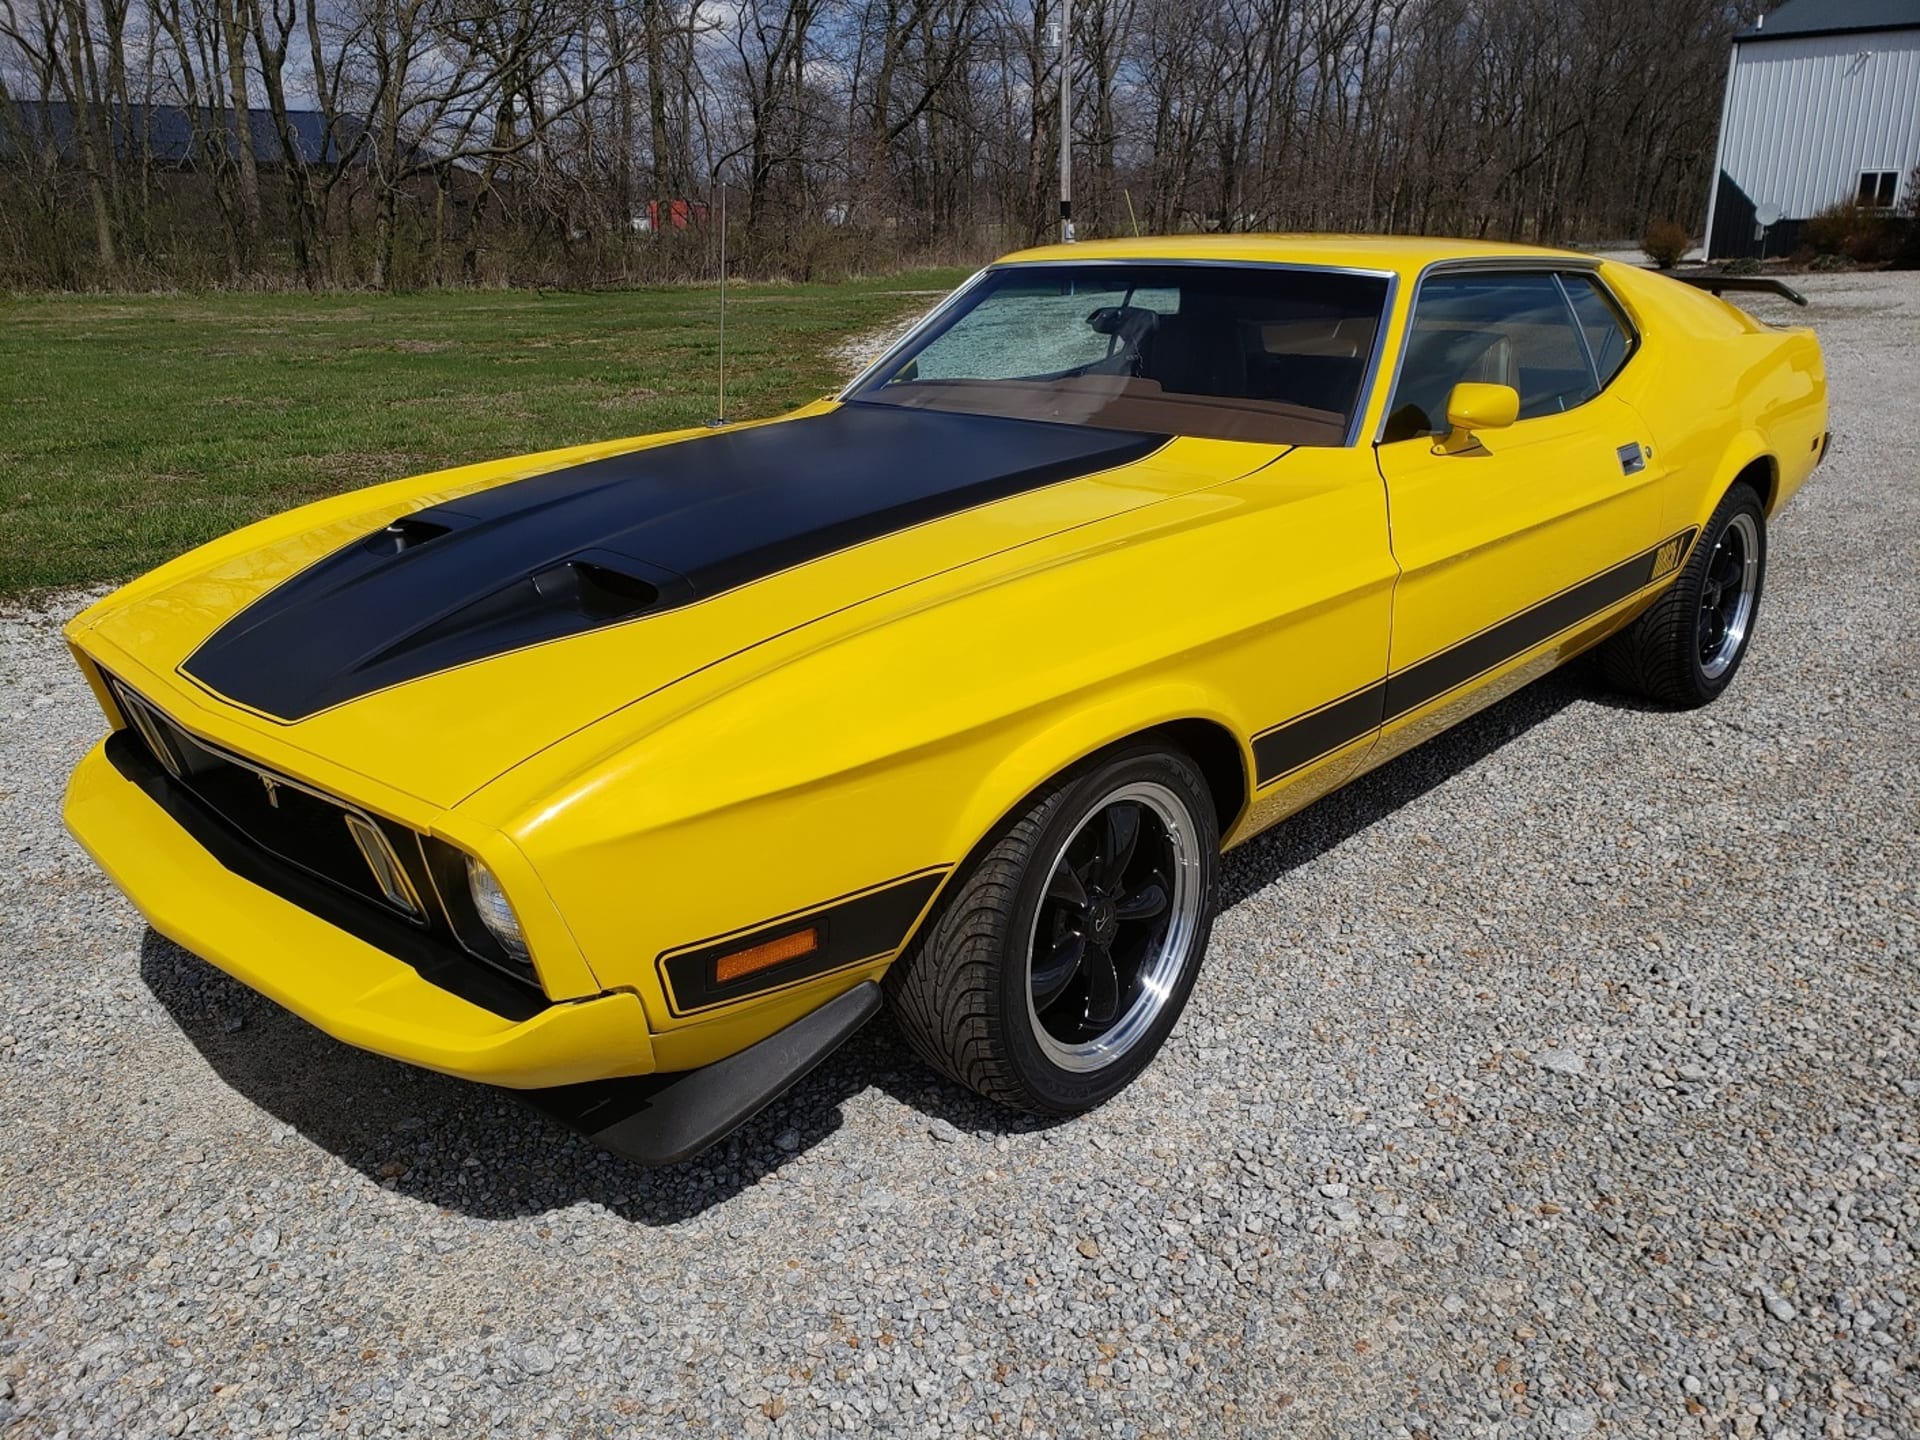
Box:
[1058,0,1073,243]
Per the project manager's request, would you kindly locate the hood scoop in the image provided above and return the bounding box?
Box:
[181,405,1163,721]
[186,523,695,720]
[355,553,686,673]
[372,514,456,554]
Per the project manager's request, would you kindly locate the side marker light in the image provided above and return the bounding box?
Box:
[714,927,819,985]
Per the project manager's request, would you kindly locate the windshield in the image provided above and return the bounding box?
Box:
[847,263,1389,446]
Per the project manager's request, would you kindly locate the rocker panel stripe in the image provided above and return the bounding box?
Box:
[1251,527,1697,787]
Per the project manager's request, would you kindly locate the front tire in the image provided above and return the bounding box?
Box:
[1601,483,1767,707]
[885,744,1218,1115]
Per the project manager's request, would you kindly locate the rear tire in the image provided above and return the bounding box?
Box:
[885,744,1218,1115]
[1601,484,1767,707]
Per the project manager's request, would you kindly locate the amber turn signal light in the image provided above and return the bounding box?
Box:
[713,927,819,985]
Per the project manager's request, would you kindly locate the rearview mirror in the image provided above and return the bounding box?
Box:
[1086,305,1159,342]
[1437,382,1519,454]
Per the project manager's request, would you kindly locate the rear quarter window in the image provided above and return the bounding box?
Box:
[1563,274,1637,387]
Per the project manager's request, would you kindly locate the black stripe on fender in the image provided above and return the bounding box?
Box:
[1251,683,1387,787]
[184,405,1165,722]
[1252,528,1698,787]
[657,866,950,1016]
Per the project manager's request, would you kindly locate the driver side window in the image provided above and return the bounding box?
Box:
[1382,272,1600,442]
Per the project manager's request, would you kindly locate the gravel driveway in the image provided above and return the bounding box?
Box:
[3,272,1914,1440]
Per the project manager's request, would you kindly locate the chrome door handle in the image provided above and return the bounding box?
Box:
[1617,442,1647,475]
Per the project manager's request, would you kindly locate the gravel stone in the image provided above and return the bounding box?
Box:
[1533,1047,1586,1075]
[2,272,1915,1437]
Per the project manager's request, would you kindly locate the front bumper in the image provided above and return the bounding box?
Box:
[64,736,656,1089]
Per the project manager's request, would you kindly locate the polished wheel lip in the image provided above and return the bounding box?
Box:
[1023,779,1204,1074]
[1698,511,1760,681]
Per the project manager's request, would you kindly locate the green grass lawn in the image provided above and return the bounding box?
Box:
[0,271,969,596]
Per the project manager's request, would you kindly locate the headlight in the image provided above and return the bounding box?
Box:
[465,856,529,961]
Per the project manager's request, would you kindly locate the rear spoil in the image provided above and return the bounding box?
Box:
[181,405,1166,722]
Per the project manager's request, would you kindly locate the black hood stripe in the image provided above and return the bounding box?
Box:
[182,404,1166,721]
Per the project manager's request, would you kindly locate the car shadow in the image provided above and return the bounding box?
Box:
[139,926,966,1223]
[1215,660,1604,910]
[139,659,1616,1222]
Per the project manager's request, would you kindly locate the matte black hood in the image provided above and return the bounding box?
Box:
[183,404,1164,721]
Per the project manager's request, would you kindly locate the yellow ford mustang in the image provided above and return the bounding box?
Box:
[63,236,1827,1163]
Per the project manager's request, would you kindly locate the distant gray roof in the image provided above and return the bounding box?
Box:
[1738,0,1920,42]
[0,99,370,167]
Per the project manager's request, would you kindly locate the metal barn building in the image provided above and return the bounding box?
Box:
[1705,0,1920,258]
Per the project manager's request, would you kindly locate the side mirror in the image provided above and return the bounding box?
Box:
[1436,382,1519,454]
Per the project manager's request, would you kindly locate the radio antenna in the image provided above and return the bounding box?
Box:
[709,170,728,426]
[1057,0,1073,242]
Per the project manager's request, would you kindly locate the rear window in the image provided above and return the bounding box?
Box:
[848,264,1391,447]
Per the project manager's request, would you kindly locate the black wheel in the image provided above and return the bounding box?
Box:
[885,744,1218,1115]
[1601,484,1767,707]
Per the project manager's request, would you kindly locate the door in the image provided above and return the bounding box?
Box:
[1373,268,1666,734]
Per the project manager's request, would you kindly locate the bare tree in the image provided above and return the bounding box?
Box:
[0,0,1763,290]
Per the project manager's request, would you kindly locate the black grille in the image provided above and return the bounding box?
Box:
[101,674,547,1014]
[108,677,424,922]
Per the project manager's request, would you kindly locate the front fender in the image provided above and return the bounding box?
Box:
[952,683,1250,860]
[468,449,1391,1039]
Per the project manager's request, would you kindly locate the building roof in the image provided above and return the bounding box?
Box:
[0,99,367,167]
[1737,0,1920,43]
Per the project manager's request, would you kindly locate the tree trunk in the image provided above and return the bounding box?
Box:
[643,0,683,197]
[57,2,118,273]
[251,7,324,288]
[218,0,262,271]
[372,183,398,290]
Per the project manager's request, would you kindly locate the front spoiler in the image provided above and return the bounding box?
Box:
[520,981,882,1165]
